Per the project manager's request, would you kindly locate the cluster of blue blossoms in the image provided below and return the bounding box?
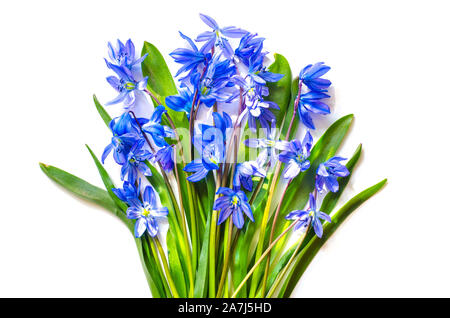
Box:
[101,14,349,238]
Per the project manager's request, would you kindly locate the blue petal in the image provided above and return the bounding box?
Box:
[232,209,245,229]
[134,218,147,238]
[199,13,219,29]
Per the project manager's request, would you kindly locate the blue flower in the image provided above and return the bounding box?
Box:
[120,139,152,183]
[184,112,231,182]
[102,113,141,164]
[141,106,173,147]
[279,131,313,179]
[166,87,195,119]
[196,13,248,58]
[244,130,290,167]
[235,33,266,66]
[285,193,331,238]
[112,180,140,205]
[247,55,284,85]
[233,152,266,191]
[299,91,331,129]
[106,39,148,70]
[155,145,174,172]
[192,54,237,107]
[170,32,210,79]
[126,185,169,238]
[299,62,332,92]
[105,63,148,108]
[213,187,254,229]
[316,156,350,193]
[244,94,279,133]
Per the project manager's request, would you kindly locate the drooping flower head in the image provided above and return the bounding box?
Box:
[141,106,173,148]
[102,112,141,164]
[297,62,332,129]
[126,185,169,238]
[106,39,148,70]
[165,87,195,119]
[155,145,174,172]
[316,156,350,193]
[285,193,331,238]
[120,139,152,183]
[112,180,140,205]
[184,112,232,182]
[279,131,313,179]
[234,33,266,66]
[247,55,284,85]
[299,62,332,92]
[214,187,254,229]
[170,31,211,80]
[233,151,266,191]
[299,91,331,130]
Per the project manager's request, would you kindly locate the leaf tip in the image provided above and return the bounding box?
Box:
[39,162,49,172]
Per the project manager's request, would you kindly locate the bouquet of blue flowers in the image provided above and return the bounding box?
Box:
[40,14,386,298]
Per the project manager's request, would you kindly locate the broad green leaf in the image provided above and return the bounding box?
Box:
[39,162,165,297]
[289,143,364,257]
[280,178,388,297]
[93,94,112,128]
[85,144,128,211]
[266,53,292,127]
[40,163,117,213]
[141,41,188,130]
[275,114,354,237]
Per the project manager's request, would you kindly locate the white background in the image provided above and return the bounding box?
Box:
[1,0,449,297]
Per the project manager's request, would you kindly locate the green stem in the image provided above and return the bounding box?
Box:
[216,218,233,297]
[266,225,310,298]
[231,219,299,298]
[249,161,282,297]
[145,235,171,297]
[186,182,198,272]
[261,179,292,295]
[208,176,222,297]
[172,155,195,297]
[153,237,180,298]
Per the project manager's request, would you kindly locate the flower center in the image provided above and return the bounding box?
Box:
[142,208,151,217]
[124,82,136,91]
[231,195,240,206]
[201,85,210,96]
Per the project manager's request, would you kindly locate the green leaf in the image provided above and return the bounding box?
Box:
[137,238,167,298]
[39,162,165,297]
[194,207,212,297]
[280,178,388,297]
[39,162,129,225]
[167,230,188,297]
[141,41,188,130]
[85,144,128,212]
[276,114,354,235]
[93,94,112,128]
[266,54,292,127]
[289,143,364,260]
